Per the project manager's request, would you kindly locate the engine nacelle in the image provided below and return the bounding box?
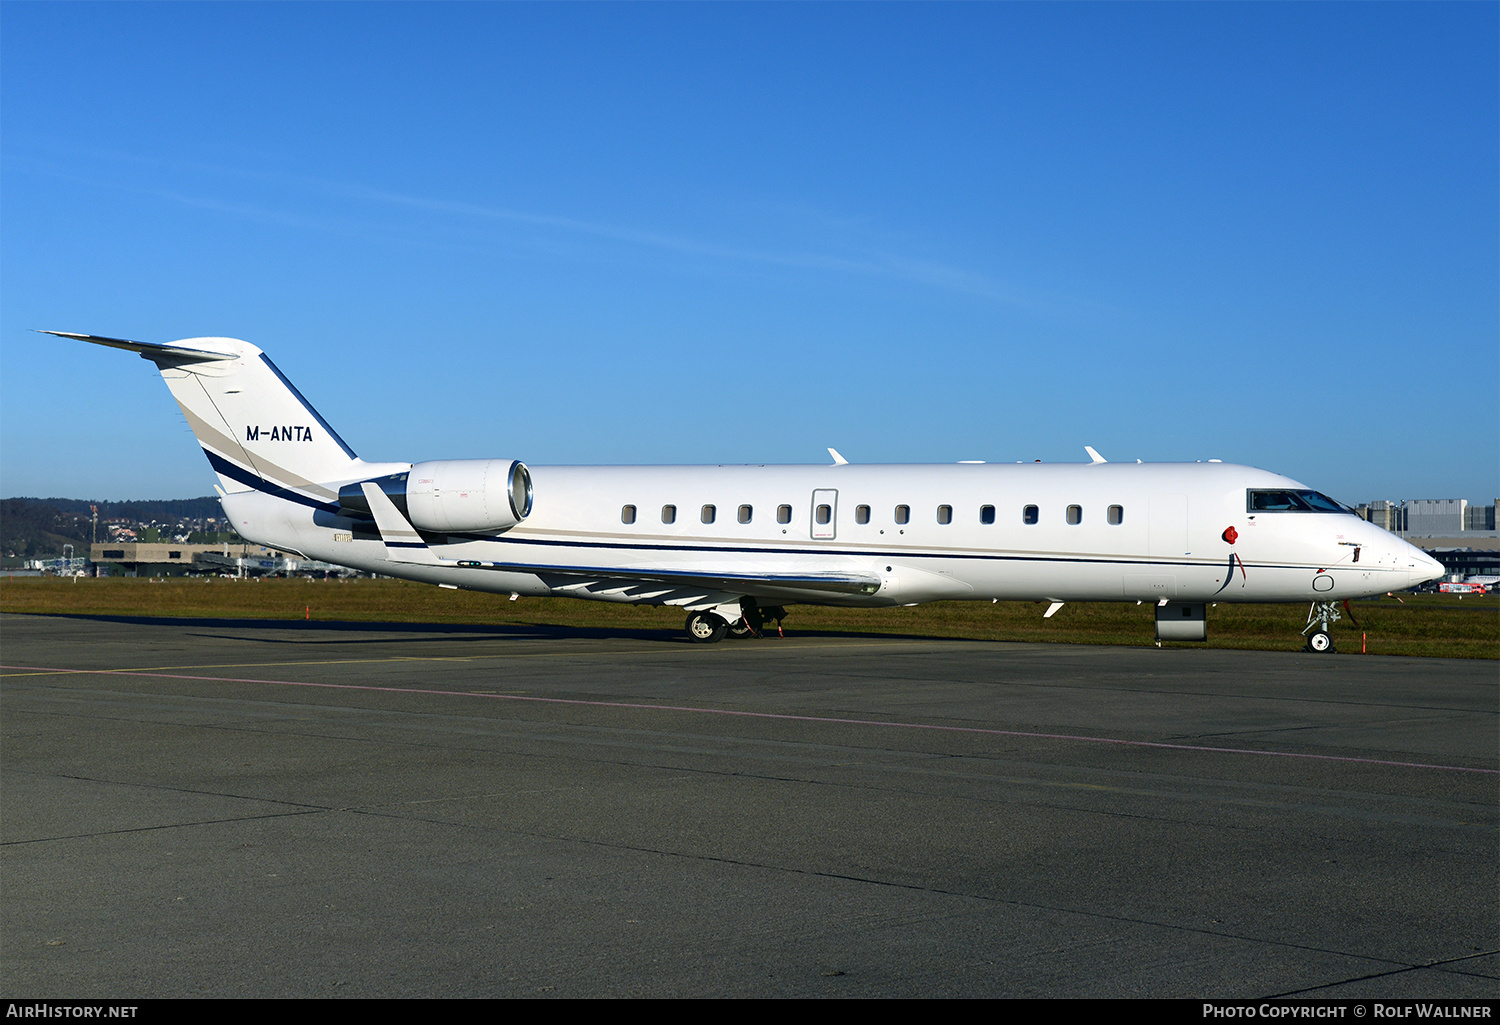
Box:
[407,459,533,532]
[338,459,533,533]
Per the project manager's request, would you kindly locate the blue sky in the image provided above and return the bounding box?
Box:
[3,2,1495,504]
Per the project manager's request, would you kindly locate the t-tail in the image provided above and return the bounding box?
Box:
[45,332,380,510]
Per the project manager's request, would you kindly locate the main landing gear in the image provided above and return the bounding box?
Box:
[685,610,728,643]
[684,601,786,643]
[1302,600,1342,653]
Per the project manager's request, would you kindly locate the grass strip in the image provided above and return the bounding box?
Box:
[3,576,1493,658]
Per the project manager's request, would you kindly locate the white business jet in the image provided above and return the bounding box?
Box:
[49,332,1444,650]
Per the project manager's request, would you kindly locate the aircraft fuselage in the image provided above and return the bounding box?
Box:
[226,460,1437,608]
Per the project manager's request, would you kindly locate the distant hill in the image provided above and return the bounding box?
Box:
[2,496,226,558]
[14,496,223,520]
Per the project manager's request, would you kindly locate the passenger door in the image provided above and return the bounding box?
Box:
[810,489,838,540]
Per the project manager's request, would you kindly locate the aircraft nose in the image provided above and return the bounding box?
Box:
[1407,548,1445,588]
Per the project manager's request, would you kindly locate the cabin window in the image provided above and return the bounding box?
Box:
[1108,505,1123,525]
[1067,505,1082,525]
[701,505,716,524]
[980,505,995,524]
[777,504,792,524]
[855,505,870,524]
[937,505,952,524]
[738,505,753,524]
[815,504,832,525]
[661,505,676,524]
[895,505,910,525]
[1023,505,1039,525]
[621,505,636,524]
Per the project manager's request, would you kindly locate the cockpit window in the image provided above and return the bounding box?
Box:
[1247,489,1351,513]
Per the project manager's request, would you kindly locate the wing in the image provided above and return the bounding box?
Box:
[357,481,881,605]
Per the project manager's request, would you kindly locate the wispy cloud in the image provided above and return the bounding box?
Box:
[12,142,1041,305]
[343,183,1028,303]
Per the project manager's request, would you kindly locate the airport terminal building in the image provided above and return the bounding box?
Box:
[90,542,355,578]
[1357,499,1499,583]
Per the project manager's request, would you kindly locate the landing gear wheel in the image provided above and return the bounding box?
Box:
[685,612,728,643]
[1307,630,1334,653]
[728,619,755,638]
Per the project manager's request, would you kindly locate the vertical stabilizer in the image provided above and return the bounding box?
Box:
[46,332,362,504]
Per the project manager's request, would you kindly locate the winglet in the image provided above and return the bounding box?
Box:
[1084,446,1107,464]
[827,447,849,466]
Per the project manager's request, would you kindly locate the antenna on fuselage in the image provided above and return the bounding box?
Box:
[827,448,849,465]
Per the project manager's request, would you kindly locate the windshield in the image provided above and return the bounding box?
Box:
[1247,489,1353,514]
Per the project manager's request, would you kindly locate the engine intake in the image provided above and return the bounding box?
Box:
[338,459,532,533]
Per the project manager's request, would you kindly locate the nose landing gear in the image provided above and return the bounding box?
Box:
[1302,601,1341,653]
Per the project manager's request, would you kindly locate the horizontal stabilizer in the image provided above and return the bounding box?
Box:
[38,331,238,362]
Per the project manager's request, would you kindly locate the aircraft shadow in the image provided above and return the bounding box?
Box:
[11,611,994,647]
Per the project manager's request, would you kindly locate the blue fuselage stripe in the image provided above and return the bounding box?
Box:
[206,452,340,513]
[437,531,1306,573]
